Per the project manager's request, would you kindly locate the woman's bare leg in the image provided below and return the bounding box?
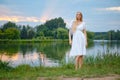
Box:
[78,55,83,68]
[75,56,79,70]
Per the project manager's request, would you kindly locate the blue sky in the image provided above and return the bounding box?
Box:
[0,0,120,32]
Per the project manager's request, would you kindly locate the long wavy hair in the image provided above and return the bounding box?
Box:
[76,11,83,22]
[71,12,83,33]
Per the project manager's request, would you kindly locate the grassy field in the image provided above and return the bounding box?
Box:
[0,52,120,80]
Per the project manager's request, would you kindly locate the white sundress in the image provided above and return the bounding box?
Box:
[66,21,87,57]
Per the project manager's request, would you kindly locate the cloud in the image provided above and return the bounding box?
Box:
[0,5,22,15]
[0,5,45,23]
[105,6,120,11]
[96,6,120,12]
[0,15,44,23]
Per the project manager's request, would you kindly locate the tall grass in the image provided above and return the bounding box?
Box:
[61,52,120,69]
[0,60,13,71]
[0,52,120,79]
[84,52,120,66]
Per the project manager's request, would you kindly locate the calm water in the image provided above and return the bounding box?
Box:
[0,40,120,67]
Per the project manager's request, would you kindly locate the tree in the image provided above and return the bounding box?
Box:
[5,28,20,39]
[0,30,5,39]
[27,29,35,39]
[45,17,66,30]
[56,27,68,39]
[36,25,47,36]
[116,30,120,40]
[36,17,66,39]
[20,25,27,39]
[87,31,94,40]
[2,21,17,31]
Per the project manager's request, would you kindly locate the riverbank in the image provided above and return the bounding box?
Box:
[0,38,94,43]
[0,52,120,80]
[0,39,68,43]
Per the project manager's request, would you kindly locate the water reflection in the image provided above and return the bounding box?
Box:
[0,40,119,67]
[39,52,46,66]
[86,40,120,57]
[65,51,75,64]
[0,52,59,67]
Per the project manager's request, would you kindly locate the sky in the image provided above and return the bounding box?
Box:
[0,0,120,32]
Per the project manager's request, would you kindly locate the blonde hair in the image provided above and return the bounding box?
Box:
[71,12,83,33]
[76,11,83,22]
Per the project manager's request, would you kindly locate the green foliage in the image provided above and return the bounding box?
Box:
[107,30,120,40]
[20,25,35,39]
[0,22,20,39]
[94,30,120,40]
[0,17,67,39]
[20,25,27,39]
[0,22,35,39]
[45,17,66,30]
[94,32,106,40]
[27,29,35,39]
[87,31,94,40]
[1,21,18,31]
[5,28,20,39]
[55,27,68,39]
[0,22,19,39]
[0,18,119,40]
[0,29,5,39]
[0,60,13,71]
[36,17,67,39]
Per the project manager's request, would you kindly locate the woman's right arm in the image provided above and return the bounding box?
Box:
[66,20,73,45]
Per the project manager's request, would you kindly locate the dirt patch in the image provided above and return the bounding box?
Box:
[37,74,120,80]
[64,76,120,80]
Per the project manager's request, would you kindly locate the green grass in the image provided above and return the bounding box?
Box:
[0,39,68,43]
[0,52,120,80]
[0,60,13,71]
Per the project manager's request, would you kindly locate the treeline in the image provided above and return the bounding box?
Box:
[0,17,94,40]
[94,30,120,40]
[0,22,35,39]
[36,17,68,39]
[0,17,68,40]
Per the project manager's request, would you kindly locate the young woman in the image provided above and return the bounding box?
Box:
[68,11,88,70]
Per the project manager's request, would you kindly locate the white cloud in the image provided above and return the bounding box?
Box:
[96,6,120,12]
[0,5,45,23]
[0,15,44,23]
[105,6,120,11]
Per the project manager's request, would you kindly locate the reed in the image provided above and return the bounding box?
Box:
[0,60,13,71]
